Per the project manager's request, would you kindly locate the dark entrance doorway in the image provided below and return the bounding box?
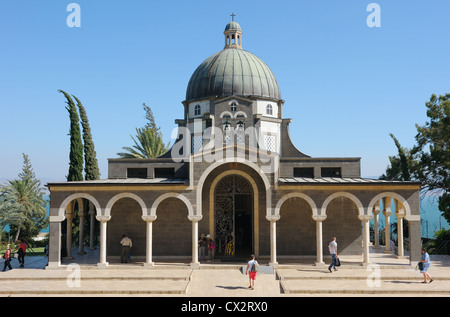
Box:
[214,175,253,258]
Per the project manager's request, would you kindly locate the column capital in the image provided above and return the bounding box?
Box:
[65,212,74,220]
[188,215,203,222]
[372,205,381,215]
[358,215,373,221]
[142,215,157,222]
[49,215,65,223]
[312,215,327,222]
[266,215,280,222]
[96,215,111,222]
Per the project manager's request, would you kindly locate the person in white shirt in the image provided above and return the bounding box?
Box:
[328,237,338,273]
[120,234,132,263]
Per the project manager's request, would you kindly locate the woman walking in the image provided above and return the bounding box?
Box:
[419,248,433,283]
[2,245,13,272]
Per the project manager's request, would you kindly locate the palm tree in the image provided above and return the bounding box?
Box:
[0,179,48,242]
[117,127,170,158]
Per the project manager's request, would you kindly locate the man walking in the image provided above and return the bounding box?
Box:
[328,237,338,273]
[17,240,27,268]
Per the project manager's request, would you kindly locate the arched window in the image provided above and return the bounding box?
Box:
[194,104,201,116]
[266,104,273,115]
[236,120,245,144]
[231,102,237,112]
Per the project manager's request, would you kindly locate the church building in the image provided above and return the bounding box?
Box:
[47,19,422,268]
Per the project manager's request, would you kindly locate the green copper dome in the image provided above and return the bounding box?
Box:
[185,22,281,102]
[225,21,241,31]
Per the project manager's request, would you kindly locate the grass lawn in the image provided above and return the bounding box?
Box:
[0,247,46,257]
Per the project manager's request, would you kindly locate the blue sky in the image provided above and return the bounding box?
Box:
[1,0,449,182]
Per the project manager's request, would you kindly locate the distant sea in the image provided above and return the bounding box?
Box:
[370,193,449,239]
[39,194,449,239]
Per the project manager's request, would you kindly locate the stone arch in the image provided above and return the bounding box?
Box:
[234,111,247,119]
[275,192,318,218]
[208,169,260,256]
[321,192,364,217]
[196,158,271,216]
[150,193,194,217]
[151,193,192,257]
[56,193,102,221]
[104,193,148,218]
[321,192,364,255]
[275,193,317,256]
[367,192,414,220]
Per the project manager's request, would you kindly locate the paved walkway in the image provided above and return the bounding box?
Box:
[1,247,449,296]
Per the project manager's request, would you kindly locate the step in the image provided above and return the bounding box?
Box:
[280,279,450,295]
[0,269,192,296]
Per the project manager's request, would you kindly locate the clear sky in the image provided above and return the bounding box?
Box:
[1,0,449,182]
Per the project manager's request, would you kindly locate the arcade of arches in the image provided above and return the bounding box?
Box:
[47,163,421,269]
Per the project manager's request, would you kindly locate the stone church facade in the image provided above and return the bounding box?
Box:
[47,20,422,268]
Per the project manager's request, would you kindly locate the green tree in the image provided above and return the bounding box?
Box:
[73,95,100,180]
[412,93,450,223]
[0,154,48,242]
[117,127,170,158]
[59,89,83,181]
[381,93,450,223]
[117,103,170,158]
[380,133,411,181]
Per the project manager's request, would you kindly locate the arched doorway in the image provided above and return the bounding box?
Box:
[214,175,253,258]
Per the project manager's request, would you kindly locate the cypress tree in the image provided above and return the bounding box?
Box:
[73,95,100,180]
[59,89,83,181]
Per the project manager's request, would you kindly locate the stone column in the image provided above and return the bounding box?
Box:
[64,201,74,260]
[408,221,422,263]
[142,215,157,267]
[373,205,381,248]
[382,197,392,253]
[395,201,406,258]
[189,215,202,268]
[313,215,326,267]
[77,198,86,255]
[96,215,111,268]
[266,215,280,268]
[47,216,63,269]
[359,215,372,266]
[88,202,96,250]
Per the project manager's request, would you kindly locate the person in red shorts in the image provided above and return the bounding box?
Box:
[246,254,259,290]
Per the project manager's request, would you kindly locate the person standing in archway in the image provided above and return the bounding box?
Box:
[328,237,338,273]
[120,234,132,263]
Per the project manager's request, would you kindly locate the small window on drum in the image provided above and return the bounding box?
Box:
[266,104,273,115]
[194,104,201,116]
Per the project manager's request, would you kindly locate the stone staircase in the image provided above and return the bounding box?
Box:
[0,267,193,296]
[276,266,450,296]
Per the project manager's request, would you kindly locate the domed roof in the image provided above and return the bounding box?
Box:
[225,21,241,31]
[185,21,281,102]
